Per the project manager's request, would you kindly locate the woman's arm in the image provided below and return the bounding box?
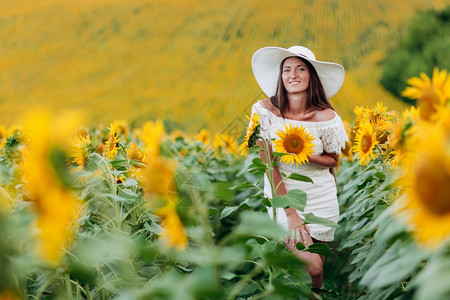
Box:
[308,151,339,168]
[257,139,310,246]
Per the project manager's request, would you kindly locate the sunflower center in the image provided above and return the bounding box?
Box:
[414,155,450,215]
[361,133,373,153]
[284,134,304,154]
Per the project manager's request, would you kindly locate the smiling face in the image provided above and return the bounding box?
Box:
[281,56,310,95]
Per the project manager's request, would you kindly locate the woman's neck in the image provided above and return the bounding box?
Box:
[287,93,308,114]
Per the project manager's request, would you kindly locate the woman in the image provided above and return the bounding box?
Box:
[250,46,348,288]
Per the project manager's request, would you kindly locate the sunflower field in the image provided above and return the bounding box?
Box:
[0,67,449,299]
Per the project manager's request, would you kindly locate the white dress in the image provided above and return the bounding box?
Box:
[250,101,348,242]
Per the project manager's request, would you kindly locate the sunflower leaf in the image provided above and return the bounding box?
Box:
[273,189,306,210]
[287,173,314,183]
[305,243,335,256]
[230,181,257,190]
[302,213,339,228]
[272,152,288,158]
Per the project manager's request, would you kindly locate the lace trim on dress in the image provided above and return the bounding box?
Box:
[321,123,349,154]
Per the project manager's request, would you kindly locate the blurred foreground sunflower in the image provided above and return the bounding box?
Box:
[397,120,450,248]
[140,121,187,250]
[274,123,314,165]
[402,68,450,120]
[21,110,83,265]
[157,203,188,250]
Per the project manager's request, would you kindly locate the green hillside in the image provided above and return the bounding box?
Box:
[0,0,448,132]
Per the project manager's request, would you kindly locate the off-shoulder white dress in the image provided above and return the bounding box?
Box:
[250,100,348,241]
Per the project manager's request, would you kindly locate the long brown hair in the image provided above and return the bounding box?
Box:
[270,56,333,118]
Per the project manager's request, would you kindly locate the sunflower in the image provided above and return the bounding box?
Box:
[170,129,187,141]
[396,121,450,248]
[127,142,146,180]
[353,121,378,166]
[340,120,354,161]
[139,120,165,157]
[402,68,449,120]
[273,123,315,166]
[402,68,450,100]
[387,106,419,164]
[194,128,210,145]
[239,113,261,155]
[0,125,6,148]
[21,110,83,265]
[105,123,120,159]
[214,133,239,155]
[143,155,177,203]
[110,120,129,138]
[70,134,94,171]
[127,142,145,163]
[4,128,27,164]
[157,203,188,250]
[139,120,178,205]
[401,105,420,121]
[363,102,394,144]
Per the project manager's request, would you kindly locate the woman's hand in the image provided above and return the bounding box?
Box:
[285,211,313,250]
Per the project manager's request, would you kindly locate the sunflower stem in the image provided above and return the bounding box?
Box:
[262,138,277,223]
[89,153,117,194]
[119,143,131,170]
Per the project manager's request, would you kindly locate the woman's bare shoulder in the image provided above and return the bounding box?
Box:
[314,108,336,122]
[259,98,281,117]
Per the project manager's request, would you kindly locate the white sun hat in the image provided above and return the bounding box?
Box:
[251,46,345,99]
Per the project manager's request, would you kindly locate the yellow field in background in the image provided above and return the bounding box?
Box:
[0,0,448,133]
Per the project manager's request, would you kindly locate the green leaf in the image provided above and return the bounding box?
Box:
[272,189,307,210]
[233,211,285,240]
[272,274,311,297]
[262,197,272,207]
[220,206,240,219]
[360,239,429,289]
[411,252,450,300]
[123,178,138,187]
[251,157,266,168]
[287,173,314,183]
[230,181,257,190]
[49,147,75,188]
[67,260,97,286]
[302,213,339,228]
[214,181,234,202]
[272,151,288,157]
[305,243,334,256]
[295,242,306,251]
[119,188,138,199]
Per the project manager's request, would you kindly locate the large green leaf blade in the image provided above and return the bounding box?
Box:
[272,189,307,210]
[302,213,339,228]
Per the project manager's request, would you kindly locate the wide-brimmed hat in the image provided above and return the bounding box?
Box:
[251,46,345,99]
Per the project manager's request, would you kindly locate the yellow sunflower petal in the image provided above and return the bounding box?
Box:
[273,123,315,166]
